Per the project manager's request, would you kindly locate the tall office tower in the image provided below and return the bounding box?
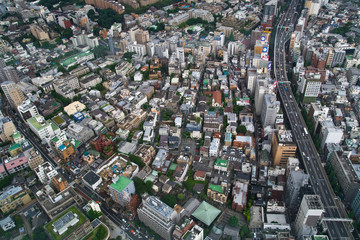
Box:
[108,35,115,55]
[285,168,310,220]
[271,129,297,166]
[295,195,324,239]
[227,41,239,57]
[255,78,268,116]
[146,42,155,57]
[1,81,26,108]
[247,69,257,95]
[176,47,185,63]
[128,26,138,42]
[137,195,176,240]
[261,94,280,127]
[263,0,278,23]
[135,30,150,44]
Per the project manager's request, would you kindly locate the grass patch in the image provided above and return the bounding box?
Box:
[52,116,65,125]
[83,224,108,240]
[45,206,87,240]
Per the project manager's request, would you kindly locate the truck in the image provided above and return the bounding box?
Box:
[304,128,308,135]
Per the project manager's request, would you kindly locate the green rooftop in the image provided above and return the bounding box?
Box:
[51,122,59,132]
[215,159,229,167]
[109,175,132,192]
[28,116,48,131]
[192,201,221,226]
[12,131,21,140]
[208,184,224,193]
[52,116,65,125]
[45,206,88,240]
[61,51,94,67]
[9,143,21,152]
[312,236,329,240]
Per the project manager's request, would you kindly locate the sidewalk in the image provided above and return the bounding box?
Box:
[102,215,129,240]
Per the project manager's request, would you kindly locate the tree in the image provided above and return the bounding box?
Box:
[177,193,185,201]
[93,26,100,36]
[96,225,107,239]
[123,51,136,60]
[228,216,239,227]
[240,225,251,238]
[129,154,145,168]
[195,117,201,124]
[33,227,48,240]
[161,194,177,208]
[87,209,103,221]
[237,125,247,134]
[87,9,96,21]
[93,45,108,58]
[61,28,73,39]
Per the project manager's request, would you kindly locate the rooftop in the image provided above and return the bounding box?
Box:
[192,201,221,226]
[145,196,174,219]
[109,175,132,192]
[208,184,224,193]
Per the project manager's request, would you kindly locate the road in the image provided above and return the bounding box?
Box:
[273,0,354,239]
[74,183,149,240]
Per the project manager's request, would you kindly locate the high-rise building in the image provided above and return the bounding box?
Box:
[108,35,115,55]
[137,195,176,240]
[176,47,185,64]
[255,78,269,116]
[285,168,310,220]
[1,81,26,107]
[271,129,297,166]
[109,175,135,206]
[135,30,150,45]
[263,0,278,23]
[295,195,324,239]
[261,94,280,127]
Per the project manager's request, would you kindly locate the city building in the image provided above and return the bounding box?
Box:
[109,175,135,206]
[261,94,280,127]
[0,216,15,231]
[271,129,297,166]
[1,81,26,107]
[133,144,156,166]
[45,206,93,240]
[27,115,61,143]
[34,162,58,184]
[191,201,221,226]
[0,186,31,214]
[138,195,176,240]
[232,181,248,211]
[295,195,324,239]
[83,171,102,191]
[17,99,39,121]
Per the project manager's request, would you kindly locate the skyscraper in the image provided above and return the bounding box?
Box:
[1,81,26,108]
[108,35,115,55]
[261,94,280,127]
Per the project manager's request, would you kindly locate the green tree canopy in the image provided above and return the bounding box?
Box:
[237,125,247,134]
[161,194,177,208]
[177,193,185,201]
[228,216,239,227]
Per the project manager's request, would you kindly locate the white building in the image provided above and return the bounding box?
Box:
[71,32,99,49]
[209,138,220,157]
[0,216,15,231]
[27,115,61,142]
[17,99,39,121]
[321,127,343,149]
[34,162,58,184]
[261,94,280,127]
